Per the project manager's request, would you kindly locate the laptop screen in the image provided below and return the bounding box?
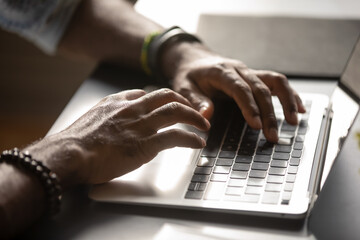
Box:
[341,37,360,101]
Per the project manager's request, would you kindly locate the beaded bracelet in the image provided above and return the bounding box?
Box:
[141,26,202,84]
[0,148,62,217]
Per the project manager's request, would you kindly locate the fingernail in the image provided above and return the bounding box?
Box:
[199,106,207,115]
[204,119,211,129]
[201,137,206,147]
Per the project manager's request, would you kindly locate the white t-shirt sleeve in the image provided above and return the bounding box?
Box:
[0,0,82,54]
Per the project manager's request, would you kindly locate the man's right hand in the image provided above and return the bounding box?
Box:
[25,88,210,188]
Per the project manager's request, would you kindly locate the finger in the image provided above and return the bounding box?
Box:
[135,88,193,114]
[174,79,214,120]
[207,68,262,129]
[141,129,206,160]
[141,102,211,132]
[254,70,306,124]
[236,70,278,142]
[123,89,147,100]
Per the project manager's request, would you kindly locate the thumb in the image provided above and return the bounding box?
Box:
[177,83,214,120]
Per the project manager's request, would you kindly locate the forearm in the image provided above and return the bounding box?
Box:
[58,0,163,68]
[0,135,85,239]
[0,164,45,239]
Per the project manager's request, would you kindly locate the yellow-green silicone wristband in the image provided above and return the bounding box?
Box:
[140,31,160,75]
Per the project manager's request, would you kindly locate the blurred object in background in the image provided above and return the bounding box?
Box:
[0,29,96,151]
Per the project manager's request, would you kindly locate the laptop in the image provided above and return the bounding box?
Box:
[89,31,360,219]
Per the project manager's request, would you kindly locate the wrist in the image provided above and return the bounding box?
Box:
[22,134,86,190]
[159,41,206,80]
[143,26,206,84]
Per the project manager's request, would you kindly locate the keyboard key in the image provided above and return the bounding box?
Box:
[271,160,288,168]
[256,147,273,155]
[262,192,280,204]
[239,141,257,150]
[235,155,253,163]
[294,142,304,150]
[267,175,285,184]
[284,182,294,192]
[230,170,248,179]
[298,128,307,134]
[279,132,295,139]
[233,163,250,171]
[253,155,271,163]
[286,174,296,183]
[282,191,292,204]
[268,167,286,176]
[191,174,210,183]
[289,158,300,166]
[228,179,246,187]
[245,186,263,195]
[237,148,255,156]
[242,135,259,144]
[257,140,274,155]
[188,182,197,191]
[219,151,236,159]
[201,147,219,158]
[249,170,267,178]
[251,162,269,171]
[216,158,233,166]
[288,166,298,174]
[247,178,265,186]
[189,182,207,191]
[275,145,292,153]
[225,187,243,196]
[221,144,238,152]
[295,135,305,142]
[194,167,212,175]
[185,190,204,199]
[213,166,231,174]
[239,194,260,203]
[265,183,283,192]
[224,136,239,145]
[281,122,297,132]
[277,137,293,146]
[291,150,302,158]
[204,182,226,200]
[198,183,207,191]
[298,120,308,134]
[197,157,216,167]
[210,174,228,182]
[245,127,260,135]
[273,152,290,160]
[223,195,243,202]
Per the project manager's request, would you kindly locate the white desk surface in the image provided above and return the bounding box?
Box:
[31,1,359,239]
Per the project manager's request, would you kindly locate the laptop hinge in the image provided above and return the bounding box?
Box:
[307,107,333,216]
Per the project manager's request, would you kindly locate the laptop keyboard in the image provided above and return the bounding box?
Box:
[185,100,311,205]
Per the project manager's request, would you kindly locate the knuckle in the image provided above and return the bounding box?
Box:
[233,81,251,94]
[100,93,116,103]
[273,73,288,84]
[160,88,176,97]
[253,84,271,97]
[166,102,182,112]
[208,63,227,75]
